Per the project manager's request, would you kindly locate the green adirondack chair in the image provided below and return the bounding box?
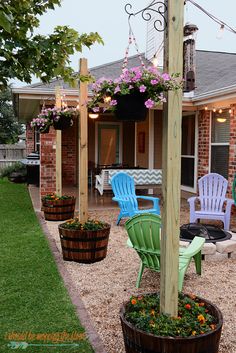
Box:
[125,213,205,291]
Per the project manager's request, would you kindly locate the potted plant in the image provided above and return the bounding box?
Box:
[58,218,111,263]
[41,194,76,221]
[30,107,78,132]
[52,107,77,130]
[120,292,223,353]
[87,66,182,121]
[30,113,52,133]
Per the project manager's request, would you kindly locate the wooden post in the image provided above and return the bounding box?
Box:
[78,58,88,222]
[55,86,62,196]
[160,0,184,316]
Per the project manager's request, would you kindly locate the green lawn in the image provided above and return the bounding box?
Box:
[0,179,93,353]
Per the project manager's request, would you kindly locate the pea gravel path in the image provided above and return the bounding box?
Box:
[44,203,236,353]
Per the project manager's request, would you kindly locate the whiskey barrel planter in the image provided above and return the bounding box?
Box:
[42,197,76,221]
[58,223,111,263]
[120,294,223,353]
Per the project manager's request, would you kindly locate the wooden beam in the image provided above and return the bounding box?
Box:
[160,0,184,316]
[55,86,62,196]
[78,58,88,222]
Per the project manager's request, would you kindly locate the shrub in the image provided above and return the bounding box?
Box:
[0,162,26,178]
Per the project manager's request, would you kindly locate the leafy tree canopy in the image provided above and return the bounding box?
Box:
[0,0,103,87]
[0,88,23,144]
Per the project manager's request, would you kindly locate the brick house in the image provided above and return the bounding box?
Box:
[12,50,236,202]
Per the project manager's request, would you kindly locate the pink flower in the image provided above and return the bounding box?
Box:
[139,85,146,93]
[145,99,155,109]
[151,79,158,85]
[162,73,170,81]
[110,99,117,106]
[92,107,99,112]
[114,86,121,94]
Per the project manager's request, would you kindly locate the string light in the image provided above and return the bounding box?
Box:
[213,108,216,112]
[216,24,224,40]
[204,106,208,110]
[104,95,111,103]
[218,109,222,114]
[152,54,158,68]
[186,0,236,35]
[229,109,232,114]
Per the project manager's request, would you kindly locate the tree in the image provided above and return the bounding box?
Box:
[0,88,23,144]
[0,1,103,88]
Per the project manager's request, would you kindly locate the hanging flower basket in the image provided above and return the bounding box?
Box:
[30,107,77,133]
[53,114,73,130]
[87,67,182,122]
[120,292,223,353]
[114,91,147,121]
[38,125,50,134]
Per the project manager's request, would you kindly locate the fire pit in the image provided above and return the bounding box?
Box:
[180,223,232,243]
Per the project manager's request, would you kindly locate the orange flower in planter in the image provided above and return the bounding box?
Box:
[198,314,206,324]
[185,304,191,310]
[131,298,137,305]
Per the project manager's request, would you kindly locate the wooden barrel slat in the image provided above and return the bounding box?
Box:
[42,198,75,221]
[58,224,110,263]
[120,294,223,353]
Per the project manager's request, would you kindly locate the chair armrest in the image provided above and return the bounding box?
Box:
[225,198,234,212]
[127,238,133,248]
[136,196,160,212]
[187,196,198,204]
[137,196,159,202]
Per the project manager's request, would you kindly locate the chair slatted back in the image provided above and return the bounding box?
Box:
[125,214,161,270]
[111,173,138,211]
[198,173,228,212]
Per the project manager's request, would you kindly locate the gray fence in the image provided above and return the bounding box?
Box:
[0,144,26,171]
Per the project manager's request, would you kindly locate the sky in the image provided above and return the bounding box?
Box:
[13,0,236,86]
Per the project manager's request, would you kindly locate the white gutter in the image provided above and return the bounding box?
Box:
[11,87,79,96]
[192,85,236,103]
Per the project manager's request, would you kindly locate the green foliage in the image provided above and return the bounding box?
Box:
[125,293,217,337]
[42,193,74,201]
[0,162,26,178]
[0,0,103,87]
[0,179,93,353]
[0,87,24,143]
[61,218,109,231]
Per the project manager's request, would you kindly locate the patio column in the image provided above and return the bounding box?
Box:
[78,58,88,222]
[55,86,62,196]
[160,0,184,316]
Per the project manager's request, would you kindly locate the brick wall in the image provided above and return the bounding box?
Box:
[228,105,236,204]
[62,118,77,186]
[26,124,35,155]
[40,127,56,196]
[197,110,210,178]
[40,122,78,197]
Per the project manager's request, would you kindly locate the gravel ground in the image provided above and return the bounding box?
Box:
[45,201,236,353]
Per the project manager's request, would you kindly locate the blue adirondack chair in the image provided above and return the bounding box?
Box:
[111,172,160,225]
[188,173,234,231]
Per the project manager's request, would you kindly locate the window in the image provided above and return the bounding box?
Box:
[211,110,230,179]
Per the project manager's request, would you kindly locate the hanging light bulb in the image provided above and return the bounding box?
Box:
[213,108,216,113]
[217,117,226,123]
[88,112,99,119]
[104,95,111,103]
[76,104,80,110]
[152,54,158,68]
[204,106,208,111]
[216,24,224,39]
[218,108,222,114]
[229,108,232,114]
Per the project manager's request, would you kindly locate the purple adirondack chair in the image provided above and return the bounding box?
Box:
[188,173,234,231]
